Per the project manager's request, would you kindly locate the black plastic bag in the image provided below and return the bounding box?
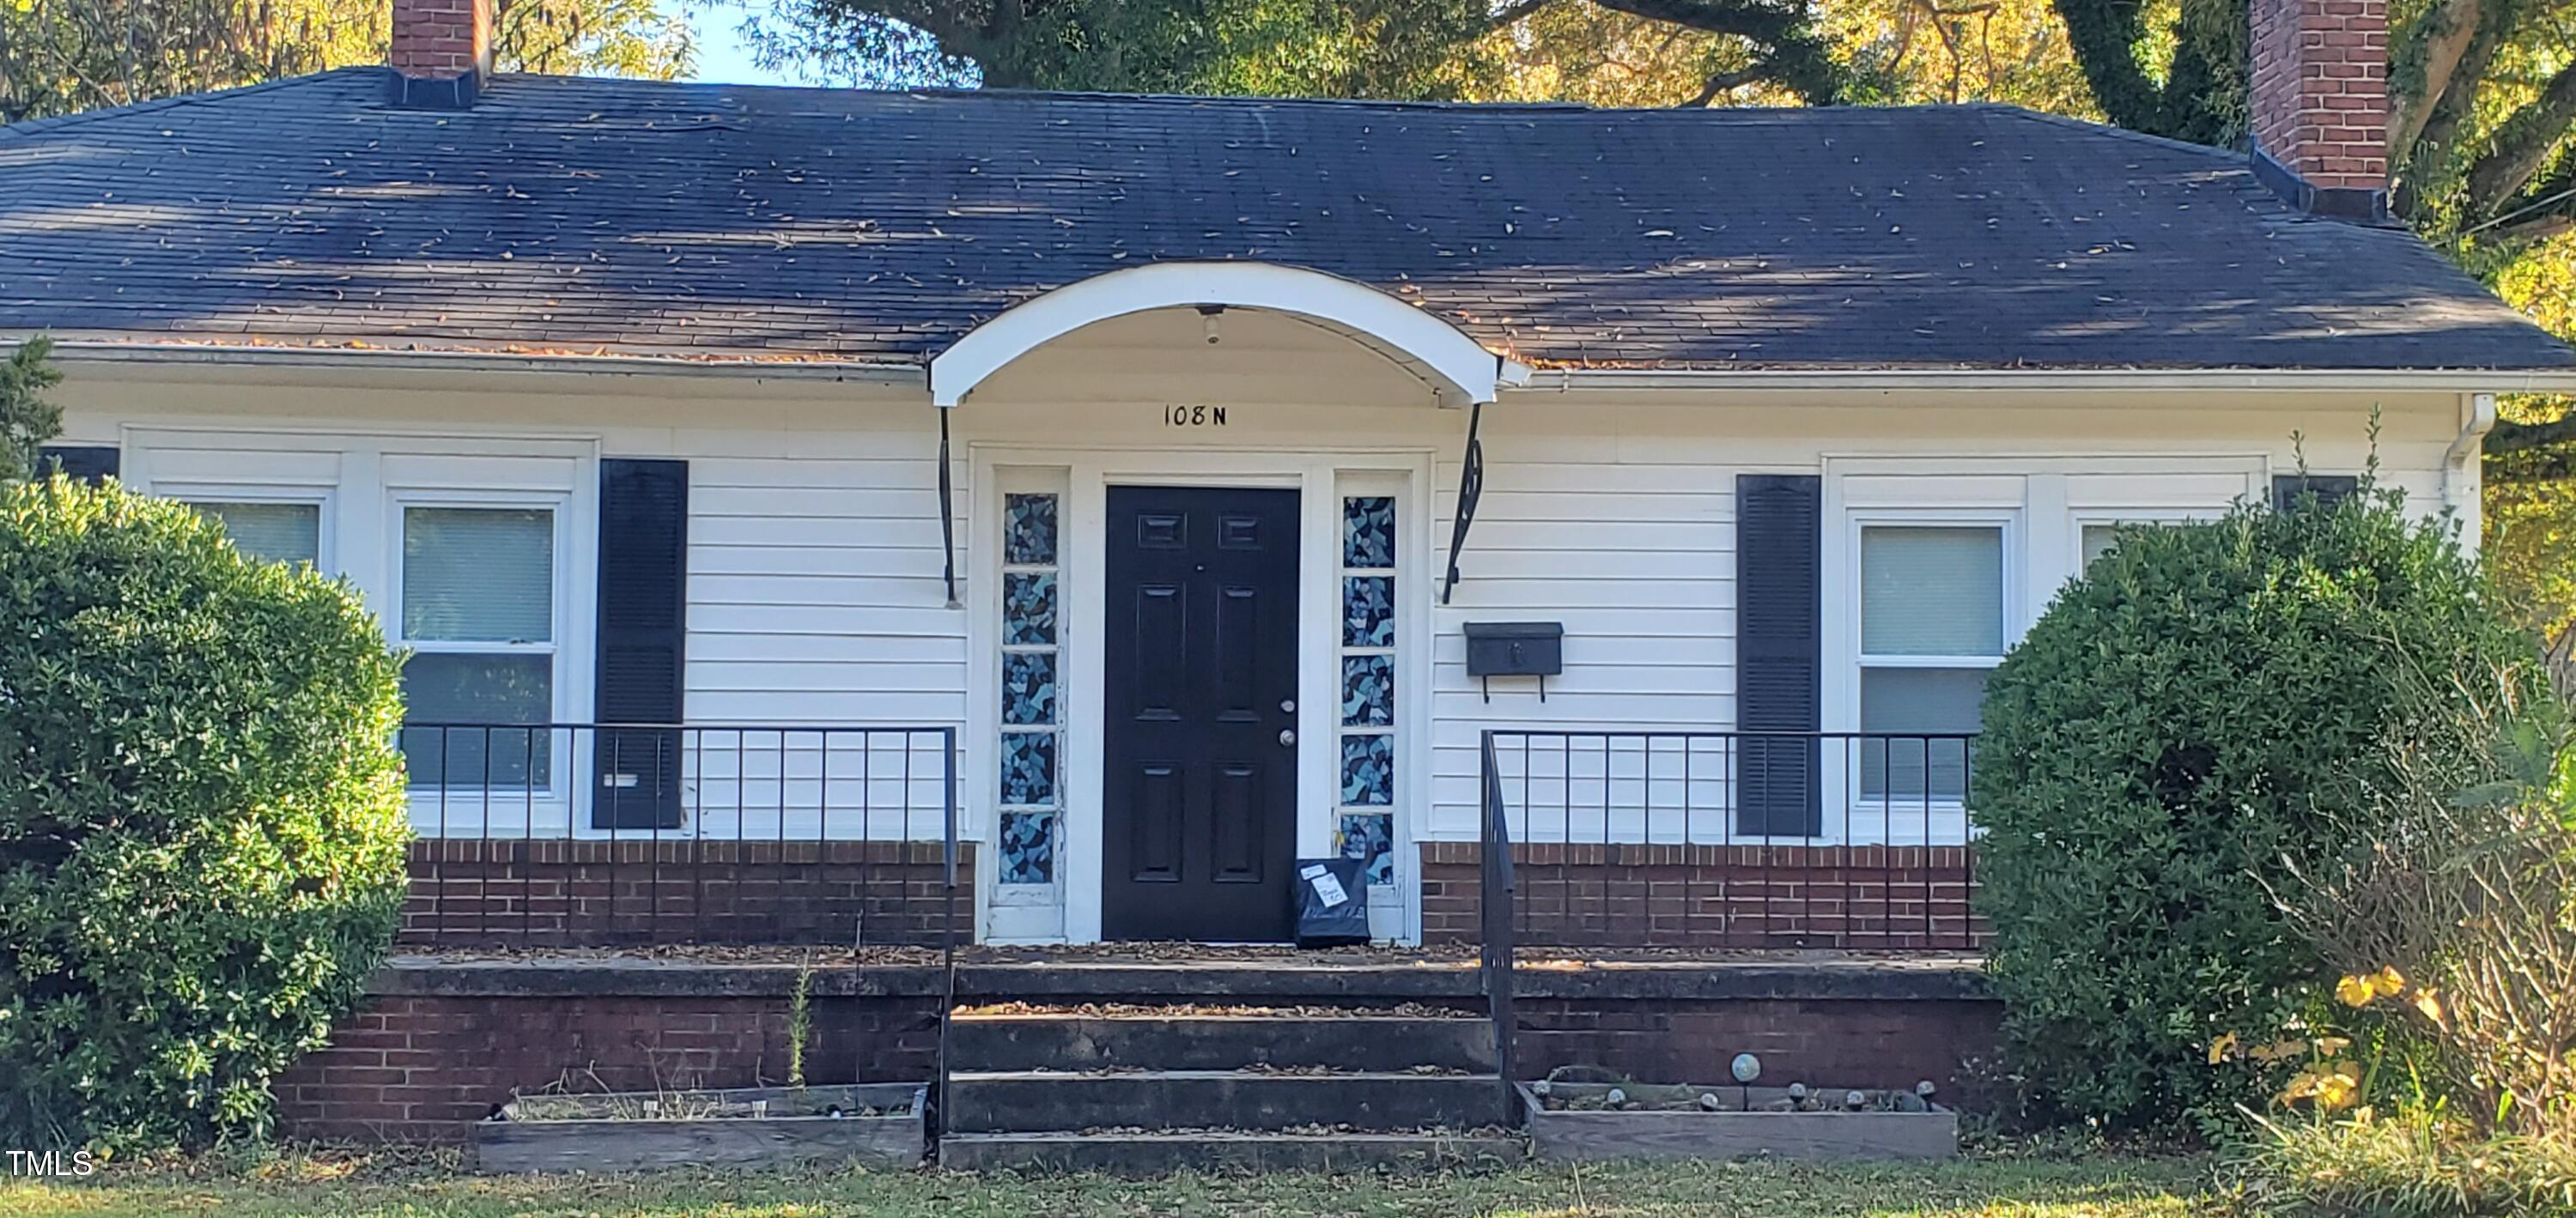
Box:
[1293,856,1371,948]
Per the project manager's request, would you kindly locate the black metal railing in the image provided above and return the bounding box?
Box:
[1473,729,1982,953]
[400,723,960,950]
[1474,728,1982,1106]
[1477,734,1517,1118]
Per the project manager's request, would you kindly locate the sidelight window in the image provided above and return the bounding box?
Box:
[1335,494,1396,886]
[998,491,1062,886]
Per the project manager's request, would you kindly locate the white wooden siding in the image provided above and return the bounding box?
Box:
[63,342,2478,873]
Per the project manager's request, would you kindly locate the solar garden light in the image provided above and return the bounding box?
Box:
[1731,1052,1761,1111]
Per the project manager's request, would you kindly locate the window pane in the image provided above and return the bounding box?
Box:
[1005,494,1058,566]
[404,507,553,642]
[1861,526,2003,656]
[197,501,320,566]
[1343,496,1394,568]
[1859,667,1985,801]
[400,652,554,786]
[999,810,1057,884]
[2081,524,2118,569]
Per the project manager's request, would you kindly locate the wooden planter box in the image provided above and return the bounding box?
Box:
[475,1083,927,1174]
[1517,1083,1956,1162]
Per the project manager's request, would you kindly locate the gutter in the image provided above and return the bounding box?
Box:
[38,341,928,389]
[33,339,2576,397]
[1522,368,2576,394]
[2444,391,2500,522]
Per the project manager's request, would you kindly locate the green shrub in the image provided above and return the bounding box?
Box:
[1972,481,2537,1131]
[0,476,410,1151]
[1,334,64,480]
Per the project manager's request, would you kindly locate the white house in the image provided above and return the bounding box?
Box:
[6,0,2573,948]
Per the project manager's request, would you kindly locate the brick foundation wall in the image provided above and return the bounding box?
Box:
[276,971,944,1142]
[1419,842,1985,950]
[279,955,1995,1142]
[402,840,973,948]
[1512,997,1999,1092]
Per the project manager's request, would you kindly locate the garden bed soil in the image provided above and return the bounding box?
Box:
[1518,1082,1957,1162]
[473,1083,927,1174]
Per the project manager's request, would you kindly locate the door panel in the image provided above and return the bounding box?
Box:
[1132,763,1184,882]
[1102,486,1301,942]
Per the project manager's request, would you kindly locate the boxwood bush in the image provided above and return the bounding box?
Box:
[1972,482,2537,1131]
[0,476,410,1150]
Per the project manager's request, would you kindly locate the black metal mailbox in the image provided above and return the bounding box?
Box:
[1463,621,1564,701]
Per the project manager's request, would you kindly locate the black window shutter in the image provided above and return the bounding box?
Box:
[2272,474,2359,512]
[37,445,118,484]
[594,458,688,830]
[1735,474,1822,837]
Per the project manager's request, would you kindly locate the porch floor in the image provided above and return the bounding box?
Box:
[380,942,1987,1003]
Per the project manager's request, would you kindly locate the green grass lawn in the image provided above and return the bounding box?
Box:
[6,1150,2226,1217]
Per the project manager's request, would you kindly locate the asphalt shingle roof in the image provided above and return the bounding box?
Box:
[1,67,2567,371]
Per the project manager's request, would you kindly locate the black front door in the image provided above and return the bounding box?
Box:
[1101,485,1301,942]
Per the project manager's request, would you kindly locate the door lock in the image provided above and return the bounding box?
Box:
[1279,729,1297,747]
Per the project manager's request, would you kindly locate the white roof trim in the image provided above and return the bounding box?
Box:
[27,337,2576,396]
[1533,367,2576,393]
[927,262,1528,407]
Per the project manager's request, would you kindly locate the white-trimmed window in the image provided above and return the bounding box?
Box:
[398,503,560,788]
[2075,512,2208,573]
[1858,524,2005,802]
[2079,523,2123,570]
[193,500,324,567]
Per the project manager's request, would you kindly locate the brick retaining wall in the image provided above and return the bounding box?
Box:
[401,840,973,948]
[1419,842,1985,951]
[276,962,946,1142]
[1512,997,2000,1088]
[277,954,1996,1143]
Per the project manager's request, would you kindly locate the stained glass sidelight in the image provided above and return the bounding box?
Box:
[999,490,1064,886]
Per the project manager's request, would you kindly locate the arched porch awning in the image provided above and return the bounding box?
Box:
[927,261,1528,409]
[922,261,1528,605]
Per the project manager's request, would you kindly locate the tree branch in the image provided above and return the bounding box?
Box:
[2405,0,2511,214]
[1683,64,1763,105]
[1583,0,1838,101]
[2390,0,2480,164]
[2464,58,2576,220]
[2485,415,2576,457]
[2048,0,2163,131]
[1491,0,1555,31]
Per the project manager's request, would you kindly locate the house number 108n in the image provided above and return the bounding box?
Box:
[1164,404,1226,427]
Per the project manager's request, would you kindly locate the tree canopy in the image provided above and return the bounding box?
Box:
[720,0,2099,108]
[0,0,692,123]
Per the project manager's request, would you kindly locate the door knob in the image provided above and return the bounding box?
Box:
[1279,729,1297,747]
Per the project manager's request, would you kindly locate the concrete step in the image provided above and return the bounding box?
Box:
[940,1130,1526,1174]
[944,1070,1512,1134]
[947,1014,1496,1074]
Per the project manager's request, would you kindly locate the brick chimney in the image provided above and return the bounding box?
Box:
[2248,0,2390,219]
[387,0,493,109]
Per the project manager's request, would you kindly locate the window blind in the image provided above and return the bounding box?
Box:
[403,506,554,642]
[1861,525,2003,656]
[197,501,320,566]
